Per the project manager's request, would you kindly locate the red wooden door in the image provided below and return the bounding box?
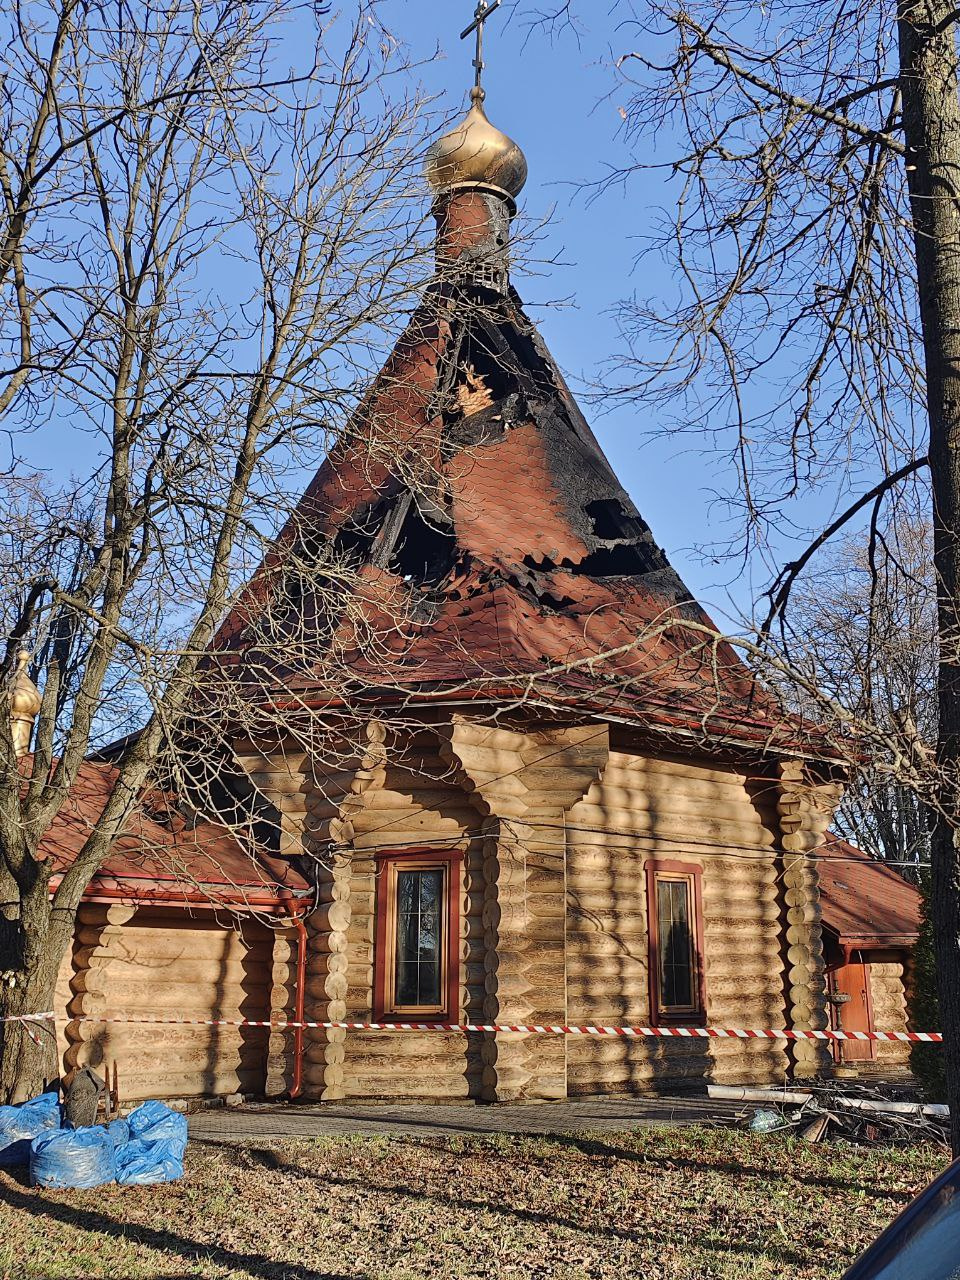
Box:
[830,962,876,1062]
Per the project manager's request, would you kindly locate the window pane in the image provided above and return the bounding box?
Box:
[657,878,694,1010]
[394,868,444,1008]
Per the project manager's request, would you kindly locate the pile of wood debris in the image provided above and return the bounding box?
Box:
[713,1081,949,1146]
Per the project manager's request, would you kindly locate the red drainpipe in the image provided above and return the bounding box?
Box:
[281,896,308,1101]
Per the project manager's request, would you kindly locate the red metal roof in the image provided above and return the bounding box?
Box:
[211,287,835,759]
[817,833,921,947]
[38,759,308,911]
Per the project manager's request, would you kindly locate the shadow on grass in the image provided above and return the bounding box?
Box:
[191,1108,916,1200]
[329,1126,913,1202]
[236,1145,814,1269]
[0,1181,362,1280]
[530,1133,917,1200]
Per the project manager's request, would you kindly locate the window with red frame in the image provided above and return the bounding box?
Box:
[374,852,461,1021]
[646,861,705,1023]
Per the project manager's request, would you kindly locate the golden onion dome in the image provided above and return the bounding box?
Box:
[8,650,40,758]
[425,88,527,199]
[9,650,40,718]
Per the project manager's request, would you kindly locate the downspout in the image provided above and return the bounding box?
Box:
[276,889,308,1101]
[285,903,308,1101]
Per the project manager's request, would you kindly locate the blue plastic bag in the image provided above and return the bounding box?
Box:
[126,1101,187,1156]
[0,1092,60,1167]
[30,1125,116,1189]
[105,1118,130,1149]
[115,1136,184,1186]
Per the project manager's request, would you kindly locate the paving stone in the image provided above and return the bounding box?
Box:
[188,1094,748,1144]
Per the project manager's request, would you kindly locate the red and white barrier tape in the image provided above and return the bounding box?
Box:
[0,1012,944,1043]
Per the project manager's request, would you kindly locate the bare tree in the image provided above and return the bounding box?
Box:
[776,518,936,878]
[0,0,439,1103]
[522,0,960,1148]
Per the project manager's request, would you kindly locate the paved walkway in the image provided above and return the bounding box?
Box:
[189,1094,749,1143]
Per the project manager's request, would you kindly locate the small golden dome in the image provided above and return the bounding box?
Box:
[425,88,527,199]
[8,650,40,758]
[10,651,40,717]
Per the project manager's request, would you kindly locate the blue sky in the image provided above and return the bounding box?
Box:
[24,1,859,631]
[392,2,781,624]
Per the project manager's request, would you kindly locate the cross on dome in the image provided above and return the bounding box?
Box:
[423,1,527,200]
[460,0,503,95]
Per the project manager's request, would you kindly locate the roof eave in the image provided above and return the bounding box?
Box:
[261,683,847,766]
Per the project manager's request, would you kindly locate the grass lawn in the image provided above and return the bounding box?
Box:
[0,1126,947,1280]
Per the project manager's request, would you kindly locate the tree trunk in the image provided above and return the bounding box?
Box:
[898,0,960,1154]
[0,891,71,1103]
[0,958,62,1103]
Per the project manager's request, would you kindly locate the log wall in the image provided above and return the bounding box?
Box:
[335,742,483,1100]
[258,721,843,1100]
[868,958,912,1070]
[442,719,609,1101]
[167,716,850,1102]
[565,748,789,1093]
[56,904,294,1101]
[777,762,842,1077]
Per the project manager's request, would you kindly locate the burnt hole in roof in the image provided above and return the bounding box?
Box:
[495,315,560,400]
[569,543,654,576]
[560,542,660,578]
[456,339,513,405]
[523,543,653,579]
[332,523,375,565]
[331,495,393,567]
[584,498,646,542]
[388,503,457,584]
[570,540,660,576]
[535,590,576,612]
[523,553,557,573]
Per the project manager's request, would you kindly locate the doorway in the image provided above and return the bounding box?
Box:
[829,960,876,1063]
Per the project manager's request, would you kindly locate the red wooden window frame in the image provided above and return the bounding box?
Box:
[646,859,706,1026]
[373,849,462,1023]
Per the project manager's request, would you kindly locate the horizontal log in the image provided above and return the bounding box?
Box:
[304,971,348,1001]
[571,778,771,813]
[567,913,648,937]
[246,775,308,796]
[113,1071,253,1099]
[72,998,273,1023]
[353,805,466,829]
[301,1064,347,1094]
[336,786,468,811]
[66,1020,270,1044]
[340,1075,473,1100]
[307,901,352,934]
[72,967,272,994]
[308,930,349,955]
[702,975,783,999]
[73,950,272,978]
[703,913,784,939]
[602,752,758,785]
[72,930,264,956]
[447,735,526,764]
[565,935,650,960]
[303,1042,346,1067]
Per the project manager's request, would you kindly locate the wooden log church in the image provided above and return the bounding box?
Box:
[30,71,923,1103]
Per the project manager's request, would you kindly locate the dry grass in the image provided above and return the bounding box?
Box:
[0,1127,947,1280]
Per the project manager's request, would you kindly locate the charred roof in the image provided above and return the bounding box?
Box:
[212,281,817,756]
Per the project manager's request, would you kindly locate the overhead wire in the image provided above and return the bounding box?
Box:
[303,723,925,872]
[307,820,928,869]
